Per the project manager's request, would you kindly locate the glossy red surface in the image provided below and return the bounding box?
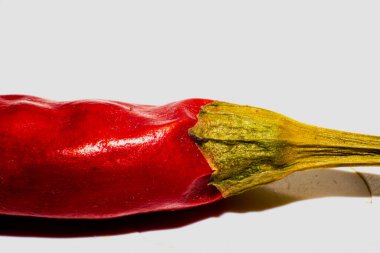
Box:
[0,95,222,219]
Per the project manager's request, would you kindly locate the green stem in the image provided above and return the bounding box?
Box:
[189,101,380,197]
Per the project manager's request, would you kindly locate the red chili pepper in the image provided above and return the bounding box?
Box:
[1,95,380,219]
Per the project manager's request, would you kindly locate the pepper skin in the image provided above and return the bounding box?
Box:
[0,95,222,219]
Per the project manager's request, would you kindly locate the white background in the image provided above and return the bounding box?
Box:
[1,0,380,252]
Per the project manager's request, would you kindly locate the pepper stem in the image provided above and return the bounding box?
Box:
[189,101,380,197]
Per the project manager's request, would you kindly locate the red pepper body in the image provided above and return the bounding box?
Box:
[0,95,222,219]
